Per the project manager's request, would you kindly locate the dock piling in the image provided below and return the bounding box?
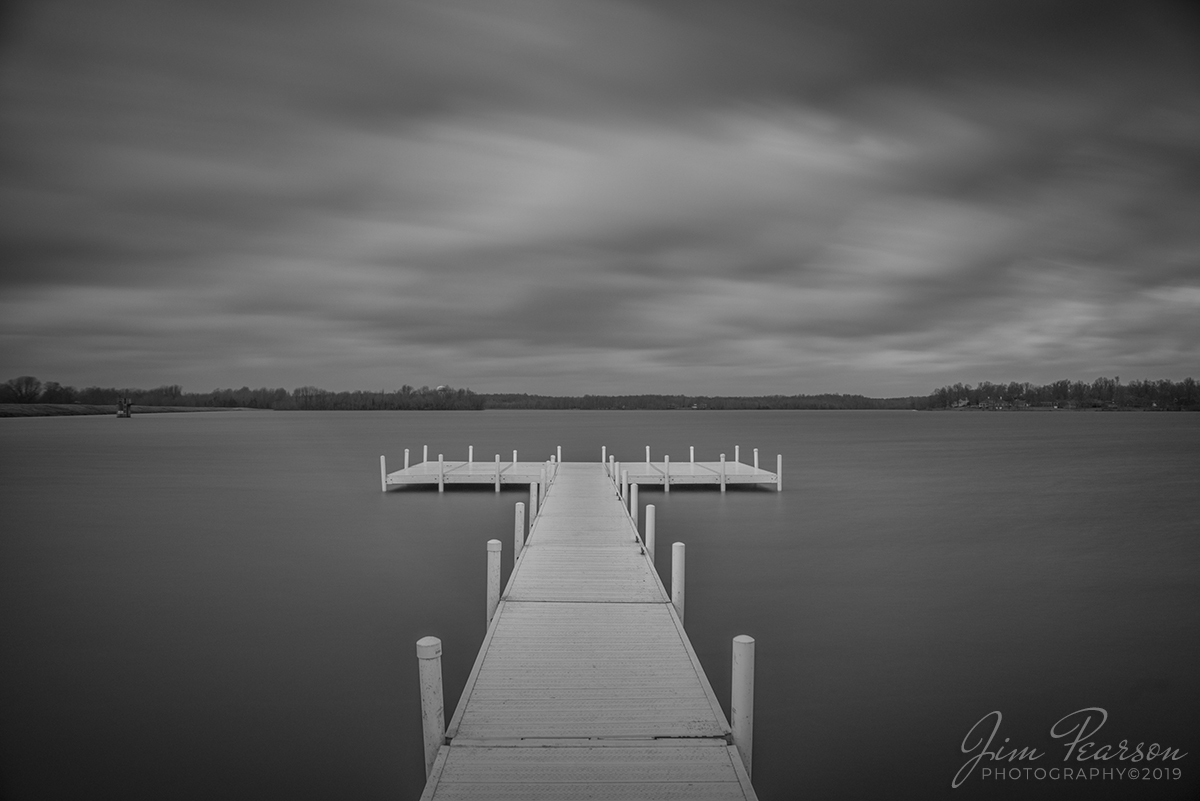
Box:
[529,482,538,520]
[416,636,445,779]
[494,454,501,492]
[735,445,740,463]
[380,455,387,492]
[621,470,629,503]
[469,445,474,463]
[664,455,670,493]
[515,503,525,554]
[602,445,606,465]
[423,445,428,463]
[753,448,758,471]
[672,542,686,624]
[732,635,755,778]
[690,446,695,463]
[405,448,410,470]
[645,445,650,463]
[513,450,518,464]
[557,445,562,463]
[630,484,638,529]
[777,454,783,492]
[645,504,655,562]
[486,539,501,625]
[720,454,726,493]
[438,454,445,492]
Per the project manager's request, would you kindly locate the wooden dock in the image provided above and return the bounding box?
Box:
[393,450,778,800]
[383,446,780,492]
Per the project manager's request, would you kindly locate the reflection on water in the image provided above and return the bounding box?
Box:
[1,411,1197,800]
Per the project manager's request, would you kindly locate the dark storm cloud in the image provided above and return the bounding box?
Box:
[2,0,1198,393]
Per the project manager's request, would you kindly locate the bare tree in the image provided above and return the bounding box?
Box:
[4,376,43,403]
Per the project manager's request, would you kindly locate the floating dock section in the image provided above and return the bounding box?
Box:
[385,446,778,800]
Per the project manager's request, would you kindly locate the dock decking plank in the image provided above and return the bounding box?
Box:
[422,461,758,801]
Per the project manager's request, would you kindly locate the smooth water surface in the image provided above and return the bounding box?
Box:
[2,410,1198,799]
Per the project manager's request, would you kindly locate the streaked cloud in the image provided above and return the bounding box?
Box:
[2,0,1198,395]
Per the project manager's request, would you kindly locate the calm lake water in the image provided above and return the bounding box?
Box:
[1,410,1197,800]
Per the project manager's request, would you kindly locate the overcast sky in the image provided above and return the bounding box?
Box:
[2,0,1198,396]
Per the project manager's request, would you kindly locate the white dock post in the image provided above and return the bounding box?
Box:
[690,446,695,463]
[513,449,518,464]
[621,470,629,503]
[720,453,727,493]
[529,481,538,520]
[540,465,547,495]
[557,445,562,463]
[405,448,410,470]
[732,635,756,778]
[380,455,387,492]
[735,445,740,463]
[754,448,759,471]
[777,454,783,492]
[515,502,525,554]
[602,445,607,465]
[610,456,617,483]
[630,484,639,529]
[645,504,656,562]
[423,445,428,463]
[468,445,473,463]
[672,542,686,624]
[494,454,501,492]
[416,636,444,779]
[645,445,650,463]
[486,539,501,625]
[664,454,670,493]
[438,454,445,492]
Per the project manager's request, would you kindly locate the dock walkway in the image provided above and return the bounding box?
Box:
[419,462,759,800]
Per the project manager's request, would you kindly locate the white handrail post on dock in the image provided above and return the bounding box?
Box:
[494,454,501,492]
[468,445,473,463]
[720,453,727,493]
[513,450,518,464]
[690,446,695,463]
[540,466,547,496]
[732,635,755,778]
[664,454,670,493]
[557,445,562,463]
[621,470,629,503]
[380,455,387,492]
[672,542,686,624]
[529,481,538,521]
[438,454,445,493]
[630,484,639,529]
[645,445,650,464]
[754,448,758,471]
[423,445,428,463]
[602,445,606,465]
[416,636,444,779]
[405,448,410,470]
[735,445,740,463]
[777,454,783,492]
[645,504,656,562]
[486,539,501,625]
[515,502,525,554]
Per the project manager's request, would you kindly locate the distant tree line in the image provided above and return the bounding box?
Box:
[5,374,1195,412]
[0,377,484,410]
[928,377,1199,411]
[1,377,919,410]
[483,392,919,410]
